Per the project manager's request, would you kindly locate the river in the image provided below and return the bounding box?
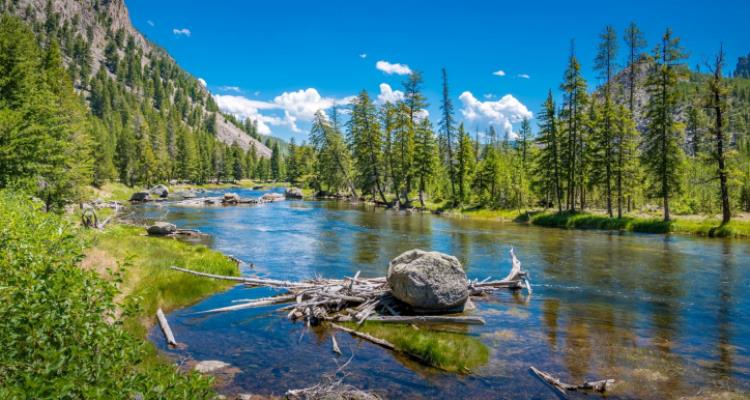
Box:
[138,188,750,399]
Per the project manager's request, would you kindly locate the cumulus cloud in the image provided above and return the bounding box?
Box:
[483,93,495,100]
[492,70,506,77]
[458,91,532,138]
[517,73,530,79]
[172,28,191,37]
[376,83,405,105]
[215,88,354,134]
[147,20,155,27]
[197,78,207,87]
[376,60,412,75]
[359,53,367,59]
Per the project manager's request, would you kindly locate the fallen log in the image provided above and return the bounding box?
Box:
[331,334,342,355]
[169,266,313,288]
[156,308,178,347]
[529,366,614,396]
[193,294,296,314]
[346,315,486,325]
[330,323,395,350]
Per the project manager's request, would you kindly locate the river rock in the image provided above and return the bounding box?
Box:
[194,360,231,373]
[149,184,169,198]
[129,191,150,202]
[146,222,177,236]
[260,192,284,202]
[386,249,469,313]
[285,187,304,199]
[223,192,240,204]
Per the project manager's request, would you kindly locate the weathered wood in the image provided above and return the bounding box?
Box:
[330,323,395,350]
[193,294,296,314]
[156,308,178,347]
[331,334,342,355]
[169,266,313,288]
[530,366,614,396]
[362,315,485,325]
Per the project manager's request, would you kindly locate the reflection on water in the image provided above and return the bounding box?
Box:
[137,188,750,399]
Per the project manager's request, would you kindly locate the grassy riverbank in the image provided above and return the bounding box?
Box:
[83,224,239,337]
[433,205,750,238]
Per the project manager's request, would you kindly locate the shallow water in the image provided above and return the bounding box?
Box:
[140,188,750,399]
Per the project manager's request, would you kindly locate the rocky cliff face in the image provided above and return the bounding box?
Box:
[3,0,271,157]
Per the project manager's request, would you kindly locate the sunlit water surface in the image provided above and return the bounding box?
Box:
[136,188,750,399]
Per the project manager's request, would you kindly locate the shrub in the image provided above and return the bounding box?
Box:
[0,191,214,399]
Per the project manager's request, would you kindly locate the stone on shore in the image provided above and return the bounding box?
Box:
[146,222,177,236]
[149,184,169,198]
[386,249,469,313]
[129,191,150,202]
[260,192,284,202]
[222,192,240,204]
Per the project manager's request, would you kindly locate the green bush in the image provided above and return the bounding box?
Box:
[0,192,214,399]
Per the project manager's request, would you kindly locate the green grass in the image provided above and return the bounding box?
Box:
[86,225,239,337]
[343,322,489,372]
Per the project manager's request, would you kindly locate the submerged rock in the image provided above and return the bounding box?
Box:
[149,184,169,198]
[387,249,469,313]
[193,360,231,373]
[129,191,150,202]
[285,187,304,199]
[146,222,177,236]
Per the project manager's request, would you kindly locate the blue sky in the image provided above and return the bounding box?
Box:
[127,0,750,140]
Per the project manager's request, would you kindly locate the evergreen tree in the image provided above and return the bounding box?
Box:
[705,45,732,224]
[624,22,647,115]
[595,26,618,216]
[455,123,475,205]
[534,91,563,212]
[560,44,589,211]
[413,117,437,208]
[270,141,284,181]
[439,68,457,202]
[348,90,388,203]
[642,28,687,221]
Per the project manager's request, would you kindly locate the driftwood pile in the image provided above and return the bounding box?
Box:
[170,249,531,328]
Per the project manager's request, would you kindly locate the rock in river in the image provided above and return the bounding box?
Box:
[222,192,240,204]
[149,184,169,198]
[285,187,304,199]
[129,191,150,202]
[387,249,469,313]
[146,222,177,236]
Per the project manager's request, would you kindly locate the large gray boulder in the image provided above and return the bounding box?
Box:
[386,249,469,313]
[146,222,177,236]
[285,187,303,199]
[130,191,150,202]
[149,184,169,198]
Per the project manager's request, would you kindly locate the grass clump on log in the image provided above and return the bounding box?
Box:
[343,322,489,372]
[0,191,216,399]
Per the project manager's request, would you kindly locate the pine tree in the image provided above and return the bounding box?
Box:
[642,28,687,222]
[624,22,647,116]
[534,91,563,212]
[455,123,475,205]
[595,26,618,217]
[705,44,732,224]
[270,141,284,181]
[391,102,415,205]
[413,117,437,208]
[560,43,589,211]
[439,68,457,202]
[348,90,388,203]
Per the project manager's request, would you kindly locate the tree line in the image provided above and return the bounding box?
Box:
[285,23,749,223]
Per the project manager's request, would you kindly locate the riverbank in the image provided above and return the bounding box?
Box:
[83,224,239,337]
[434,207,750,238]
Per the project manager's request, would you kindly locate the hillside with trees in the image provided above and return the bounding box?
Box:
[0,0,279,208]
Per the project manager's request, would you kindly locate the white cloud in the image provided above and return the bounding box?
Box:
[172,28,191,37]
[253,91,261,96]
[197,78,207,87]
[147,20,155,27]
[517,73,530,79]
[376,60,412,75]
[458,91,532,138]
[214,88,354,134]
[359,53,367,59]
[483,93,495,100]
[219,86,241,92]
[415,109,430,121]
[376,83,404,105]
[492,70,506,77]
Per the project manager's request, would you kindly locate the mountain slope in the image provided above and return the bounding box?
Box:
[2,0,271,157]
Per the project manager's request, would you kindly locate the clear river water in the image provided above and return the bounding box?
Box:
[138,188,750,399]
